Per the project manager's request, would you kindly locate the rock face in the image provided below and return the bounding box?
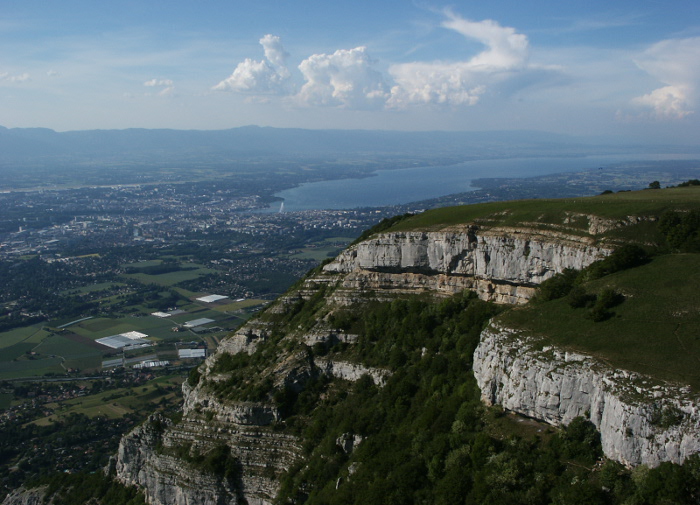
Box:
[324,228,610,304]
[473,325,700,468]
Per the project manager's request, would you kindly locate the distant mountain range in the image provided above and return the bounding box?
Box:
[0,125,654,161]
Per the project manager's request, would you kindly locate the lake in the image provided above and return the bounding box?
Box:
[270,154,696,212]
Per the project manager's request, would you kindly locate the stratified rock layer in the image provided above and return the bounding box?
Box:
[473,325,700,467]
[324,228,610,304]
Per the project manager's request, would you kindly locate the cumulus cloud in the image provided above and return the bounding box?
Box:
[213,34,290,94]
[260,34,290,76]
[388,12,529,108]
[144,78,174,96]
[632,37,700,119]
[297,46,389,109]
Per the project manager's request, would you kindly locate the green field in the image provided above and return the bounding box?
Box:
[0,357,64,379]
[212,299,267,312]
[500,253,700,389]
[0,324,49,350]
[34,335,104,359]
[0,342,36,362]
[122,262,217,287]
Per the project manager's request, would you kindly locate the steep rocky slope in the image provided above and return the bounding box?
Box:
[113,189,700,504]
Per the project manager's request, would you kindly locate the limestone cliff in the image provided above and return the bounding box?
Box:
[473,324,700,468]
[323,227,611,304]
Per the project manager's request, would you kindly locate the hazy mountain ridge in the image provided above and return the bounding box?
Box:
[0,125,644,161]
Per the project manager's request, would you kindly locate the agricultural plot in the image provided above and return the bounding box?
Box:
[0,357,64,379]
[122,262,217,287]
[0,324,49,349]
[212,299,268,312]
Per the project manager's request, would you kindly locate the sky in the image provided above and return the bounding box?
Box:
[1,0,700,143]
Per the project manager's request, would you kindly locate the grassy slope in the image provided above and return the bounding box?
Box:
[500,254,700,389]
[389,186,700,237]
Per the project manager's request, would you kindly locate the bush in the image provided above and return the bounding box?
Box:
[596,288,624,310]
[534,268,578,302]
[583,245,649,281]
[659,209,700,252]
[567,286,595,309]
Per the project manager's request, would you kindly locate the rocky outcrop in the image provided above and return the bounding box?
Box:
[314,359,390,386]
[115,407,300,505]
[323,228,610,304]
[115,418,242,505]
[473,324,700,468]
[1,487,48,505]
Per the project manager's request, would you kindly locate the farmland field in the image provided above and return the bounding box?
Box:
[122,262,217,287]
[0,324,49,349]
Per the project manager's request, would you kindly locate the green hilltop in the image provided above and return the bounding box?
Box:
[388,185,700,242]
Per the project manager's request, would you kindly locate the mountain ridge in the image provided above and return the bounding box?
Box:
[102,186,700,505]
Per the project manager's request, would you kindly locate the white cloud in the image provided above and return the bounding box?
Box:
[213,34,291,94]
[297,46,389,109]
[441,12,528,70]
[260,34,290,77]
[144,78,174,87]
[144,78,174,96]
[0,72,30,83]
[633,85,692,119]
[387,12,529,108]
[632,37,700,119]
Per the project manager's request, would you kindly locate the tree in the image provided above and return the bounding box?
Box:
[648,181,661,189]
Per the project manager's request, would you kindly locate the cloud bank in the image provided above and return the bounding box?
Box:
[632,37,700,119]
[214,13,532,110]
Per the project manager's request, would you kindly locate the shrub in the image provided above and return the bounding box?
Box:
[567,286,595,309]
[534,268,578,302]
[583,245,649,281]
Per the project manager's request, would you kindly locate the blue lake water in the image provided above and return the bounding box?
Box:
[271,154,696,212]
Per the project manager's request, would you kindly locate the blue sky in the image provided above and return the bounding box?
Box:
[1,0,699,143]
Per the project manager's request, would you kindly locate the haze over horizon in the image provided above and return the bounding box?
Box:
[2,0,700,144]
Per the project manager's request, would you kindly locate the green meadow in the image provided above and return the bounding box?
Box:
[500,253,700,389]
